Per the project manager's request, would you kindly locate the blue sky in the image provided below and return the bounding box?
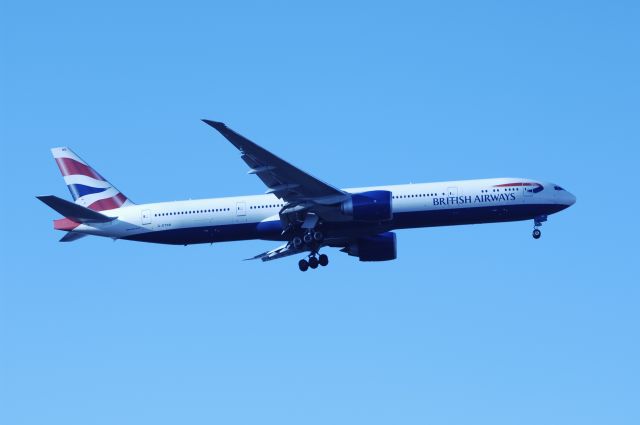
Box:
[1,1,638,424]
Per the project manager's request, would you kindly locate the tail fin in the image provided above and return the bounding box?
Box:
[51,147,134,211]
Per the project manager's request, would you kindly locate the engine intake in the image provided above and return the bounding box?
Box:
[341,190,393,222]
[342,232,397,262]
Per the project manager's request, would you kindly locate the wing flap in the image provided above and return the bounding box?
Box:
[246,243,303,262]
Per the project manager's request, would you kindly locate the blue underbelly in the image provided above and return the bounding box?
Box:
[121,203,565,245]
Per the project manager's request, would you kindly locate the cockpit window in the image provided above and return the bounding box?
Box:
[554,185,564,191]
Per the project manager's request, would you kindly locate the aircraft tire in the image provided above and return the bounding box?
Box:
[319,254,329,267]
[298,259,309,272]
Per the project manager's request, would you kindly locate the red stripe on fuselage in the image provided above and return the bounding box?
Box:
[493,182,536,187]
[55,157,104,180]
[87,192,127,211]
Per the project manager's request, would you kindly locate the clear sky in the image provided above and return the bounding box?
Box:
[1,1,638,424]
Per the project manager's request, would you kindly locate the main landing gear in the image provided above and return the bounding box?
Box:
[291,227,327,271]
[532,215,547,240]
[298,253,329,272]
[293,231,323,248]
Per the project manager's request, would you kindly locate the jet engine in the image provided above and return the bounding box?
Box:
[341,190,393,222]
[342,232,397,262]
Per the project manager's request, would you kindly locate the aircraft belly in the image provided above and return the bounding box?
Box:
[120,221,281,245]
[391,203,566,230]
[118,203,565,245]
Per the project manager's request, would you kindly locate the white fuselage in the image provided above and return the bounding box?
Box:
[66,177,575,245]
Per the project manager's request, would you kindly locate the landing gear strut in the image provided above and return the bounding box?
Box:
[532,215,547,240]
[292,225,327,271]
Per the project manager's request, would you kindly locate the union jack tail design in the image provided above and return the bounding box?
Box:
[51,147,134,211]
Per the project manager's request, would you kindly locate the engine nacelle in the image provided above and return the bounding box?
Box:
[341,190,393,222]
[343,232,397,262]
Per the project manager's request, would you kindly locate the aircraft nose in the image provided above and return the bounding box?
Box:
[566,191,576,206]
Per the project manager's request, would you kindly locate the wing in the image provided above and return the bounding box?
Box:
[202,120,348,204]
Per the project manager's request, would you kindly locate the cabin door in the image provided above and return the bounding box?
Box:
[235,201,247,222]
[141,209,152,225]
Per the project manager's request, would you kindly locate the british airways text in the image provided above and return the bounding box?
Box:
[433,193,517,206]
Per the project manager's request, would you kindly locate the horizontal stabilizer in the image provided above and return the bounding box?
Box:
[37,195,116,223]
[59,232,88,242]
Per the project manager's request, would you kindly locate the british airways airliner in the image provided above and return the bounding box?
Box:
[38,120,576,271]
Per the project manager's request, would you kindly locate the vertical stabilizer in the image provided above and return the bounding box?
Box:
[51,147,134,211]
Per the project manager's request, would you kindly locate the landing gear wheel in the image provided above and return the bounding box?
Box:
[293,236,303,248]
[298,259,309,272]
[303,233,313,244]
[308,256,319,269]
[313,231,324,242]
[532,229,541,239]
[318,254,329,267]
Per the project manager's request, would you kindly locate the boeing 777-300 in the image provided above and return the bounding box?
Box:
[38,120,576,271]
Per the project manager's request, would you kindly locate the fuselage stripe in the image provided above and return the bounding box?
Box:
[87,193,127,211]
[55,157,105,180]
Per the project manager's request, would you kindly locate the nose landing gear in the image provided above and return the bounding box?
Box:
[532,215,547,239]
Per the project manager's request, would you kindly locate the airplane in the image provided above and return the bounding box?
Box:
[38,120,576,271]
